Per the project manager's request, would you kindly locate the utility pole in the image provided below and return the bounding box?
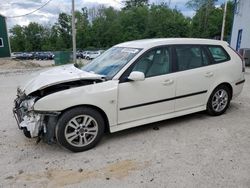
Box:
[221,0,228,41]
[72,0,76,64]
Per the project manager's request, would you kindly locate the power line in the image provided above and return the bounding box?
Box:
[6,0,53,19]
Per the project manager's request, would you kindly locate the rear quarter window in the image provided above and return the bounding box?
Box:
[207,46,230,63]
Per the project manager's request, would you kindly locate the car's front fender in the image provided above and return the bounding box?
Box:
[34,80,119,127]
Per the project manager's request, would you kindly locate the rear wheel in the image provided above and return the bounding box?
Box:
[56,107,105,152]
[207,85,231,116]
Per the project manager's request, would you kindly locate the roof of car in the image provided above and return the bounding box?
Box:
[115,38,229,49]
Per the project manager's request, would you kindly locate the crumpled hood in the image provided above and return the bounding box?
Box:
[20,64,103,95]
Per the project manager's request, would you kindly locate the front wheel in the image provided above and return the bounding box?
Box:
[207,85,231,116]
[56,107,105,152]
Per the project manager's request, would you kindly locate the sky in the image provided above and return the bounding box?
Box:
[0,0,225,28]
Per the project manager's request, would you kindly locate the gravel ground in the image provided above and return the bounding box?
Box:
[0,58,88,75]
[0,67,250,188]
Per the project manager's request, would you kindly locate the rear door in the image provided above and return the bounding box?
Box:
[173,45,216,111]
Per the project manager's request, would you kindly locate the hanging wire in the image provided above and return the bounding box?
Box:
[6,0,53,18]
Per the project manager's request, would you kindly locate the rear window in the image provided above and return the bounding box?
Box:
[208,46,230,63]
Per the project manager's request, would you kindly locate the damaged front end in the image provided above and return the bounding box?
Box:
[13,77,104,144]
[13,87,59,144]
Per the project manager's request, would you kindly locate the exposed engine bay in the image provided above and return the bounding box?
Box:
[13,79,103,143]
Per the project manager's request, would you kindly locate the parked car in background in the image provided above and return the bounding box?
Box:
[82,51,90,59]
[34,52,54,60]
[13,52,34,60]
[11,51,54,60]
[24,52,34,60]
[11,52,23,59]
[47,52,54,60]
[85,51,101,60]
[76,51,83,59]
[13,38,245,152]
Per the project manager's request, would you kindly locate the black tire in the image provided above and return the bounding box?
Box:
[207,85,231,116]
[23,128,31,138]
[56,107,105,152]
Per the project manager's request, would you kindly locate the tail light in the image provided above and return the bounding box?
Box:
[229,46,245,72]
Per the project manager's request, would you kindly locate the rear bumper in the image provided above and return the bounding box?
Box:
[232,79,245,99]
[235,79,245,85]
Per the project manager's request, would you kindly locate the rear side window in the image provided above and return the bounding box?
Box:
[208,46,230,63]
[175,45,209,71]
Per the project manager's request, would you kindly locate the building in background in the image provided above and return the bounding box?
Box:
[0,14,10,57]
[231,0,250,51]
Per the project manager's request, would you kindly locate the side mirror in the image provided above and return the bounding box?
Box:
[128,71,145,81]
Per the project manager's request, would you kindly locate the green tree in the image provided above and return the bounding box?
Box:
[223,1,234,41]
[189,0,233,40]
[9,25,25,52]
[57,13,72,50]
[41,25,56,51]
[23,22,45,51]
[75,8,90,49]
[187,0,218,38]
[89,7,122,47]
[186,0,218,11]
[11,1,234,52]
[146,4,190,38]
[119,5,149,41]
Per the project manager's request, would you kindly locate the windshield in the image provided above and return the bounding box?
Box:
[82,47,141,78]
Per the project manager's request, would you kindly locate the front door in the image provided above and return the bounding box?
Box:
[117,47,176,124]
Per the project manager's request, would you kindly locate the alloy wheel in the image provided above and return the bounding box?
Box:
[64,115,98,147]
[211,89,229,112]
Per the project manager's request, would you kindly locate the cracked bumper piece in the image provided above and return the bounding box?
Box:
[13,88,61,143]
[14,107,60,143]
[19,114,43,138]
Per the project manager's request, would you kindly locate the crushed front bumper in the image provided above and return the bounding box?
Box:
[13,105,44,138]
[13,96,60,143]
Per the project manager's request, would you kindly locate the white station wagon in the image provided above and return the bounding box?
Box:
[13,38,245,152]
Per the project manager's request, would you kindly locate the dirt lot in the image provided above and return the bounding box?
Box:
[0,64,250,187]
[0,58,88,75]
[0,58,53,68]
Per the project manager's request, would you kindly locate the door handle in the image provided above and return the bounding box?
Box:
[205,72,214,77]
[162,79,174,85]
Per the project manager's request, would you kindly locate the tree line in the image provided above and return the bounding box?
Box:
[9,0,234,52]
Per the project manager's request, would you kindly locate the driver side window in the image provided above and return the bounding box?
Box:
[132,47,171,78]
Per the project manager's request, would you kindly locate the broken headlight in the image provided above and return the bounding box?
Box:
[20,98,37,111]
